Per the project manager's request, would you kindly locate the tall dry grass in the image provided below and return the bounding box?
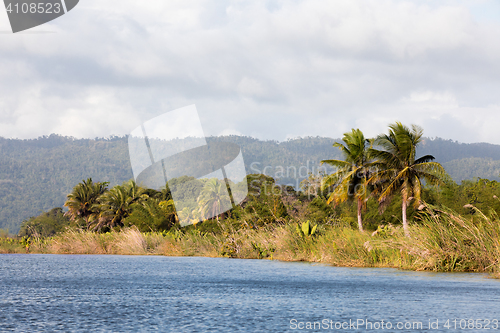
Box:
[11,206,500,277]
[45,224,406,268]
[394,205,500,273]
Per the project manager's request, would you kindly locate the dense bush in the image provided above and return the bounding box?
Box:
[18,208,71,238]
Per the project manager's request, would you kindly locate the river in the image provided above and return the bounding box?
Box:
[1,254,499,332]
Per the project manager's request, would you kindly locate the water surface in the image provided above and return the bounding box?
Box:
[1,254,499,332]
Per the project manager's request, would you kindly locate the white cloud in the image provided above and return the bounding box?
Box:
[404,91,457,104]
[0,0,500,144]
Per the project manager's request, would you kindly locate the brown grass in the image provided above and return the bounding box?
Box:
[5,207,500,277]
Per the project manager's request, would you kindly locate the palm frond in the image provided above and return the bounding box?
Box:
[320,159,351,169]
[414,154,435,164]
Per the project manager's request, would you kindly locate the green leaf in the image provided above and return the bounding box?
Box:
[311,224,317,236]
[302,220,310,235]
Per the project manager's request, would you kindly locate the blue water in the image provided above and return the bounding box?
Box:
[1,255,499,332]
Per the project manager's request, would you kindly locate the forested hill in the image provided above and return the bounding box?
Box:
[418,138,500,181]
[1,134,500,233]
[0,135,133,233]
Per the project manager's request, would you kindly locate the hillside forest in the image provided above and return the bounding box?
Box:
[13,123,500,239]
[1,125,500,233]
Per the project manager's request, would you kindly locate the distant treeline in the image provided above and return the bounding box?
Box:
[1,134,500,233]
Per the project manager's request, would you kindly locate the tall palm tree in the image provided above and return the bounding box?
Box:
[321,129,373,232]
[64,178,109,229]
[92,180,147,232]
[370,122,446,237]
[197,178,232,223]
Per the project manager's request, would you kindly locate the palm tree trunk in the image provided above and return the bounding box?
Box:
[402,198,409,237]
[357,198,364,232]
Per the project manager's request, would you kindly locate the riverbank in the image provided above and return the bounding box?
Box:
[2,205,500,277]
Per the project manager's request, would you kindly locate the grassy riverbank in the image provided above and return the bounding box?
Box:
[3,205,500,277]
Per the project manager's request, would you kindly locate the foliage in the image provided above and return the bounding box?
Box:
[0,228,9,238]
[300,172,327,197]
[3,134,500,233]
[243,174,289,226]
[296,220,317,238]
[251,241,276,259]
[92,180,147,232]
[395,204,500,273]
[321,129,374,231]
[370,122,447,236]
[4,123,500,278]
[5,204,500,277]
[304,197,335,222]
[0,135,132,233]
[123,199,178,232]
[19,207,71,238]
[64,178,109,229]
[197,178,232,222]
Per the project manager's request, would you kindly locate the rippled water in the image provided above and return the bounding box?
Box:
[1,254,499,332]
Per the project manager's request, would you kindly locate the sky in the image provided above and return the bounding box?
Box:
[1,0,500,143]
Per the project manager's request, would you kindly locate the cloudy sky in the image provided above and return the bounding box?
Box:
[1,0,500,143]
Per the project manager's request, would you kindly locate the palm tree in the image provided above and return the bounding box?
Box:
[370,122,446,237]
[197,178,232,223]
[178,207,201,226]
[92,180,147,232]
[64,178,109,229]
[320,129,373,232]
[124,198,178,232]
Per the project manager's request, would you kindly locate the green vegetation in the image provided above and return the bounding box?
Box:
[8,206,500,276]
[321,128,374,231]
[64,178,109,230]
[2,134,500,233]
[18,207,71,238]
[2,123,500,277]
[296,220,317,238]
[197,178,232,223]
[370,123,447,236]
